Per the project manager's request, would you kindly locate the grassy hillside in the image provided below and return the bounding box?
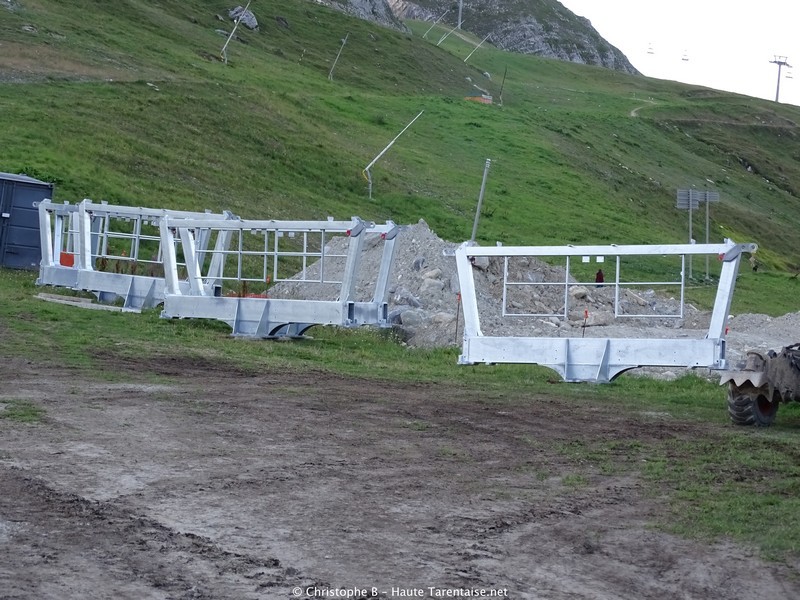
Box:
[1,0,800,313]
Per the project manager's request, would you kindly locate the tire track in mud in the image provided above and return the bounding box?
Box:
[414,478,644,592]
[0,467,322,599]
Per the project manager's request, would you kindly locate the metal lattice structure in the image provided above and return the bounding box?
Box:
[159,215,399,337]
[37,200,401,337]
[454,240,757,382]
[37,199,233,310]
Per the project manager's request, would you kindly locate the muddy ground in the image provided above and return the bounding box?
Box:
[1,354,798,600]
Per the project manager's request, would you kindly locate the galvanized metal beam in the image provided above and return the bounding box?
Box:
[36,199,231,310]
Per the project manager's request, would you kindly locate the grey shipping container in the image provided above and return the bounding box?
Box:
[0,172,55,270]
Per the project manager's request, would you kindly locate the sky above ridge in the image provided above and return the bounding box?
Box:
[559,0,800,107]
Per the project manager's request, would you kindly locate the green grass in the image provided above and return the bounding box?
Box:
[0,399,45,423]
[643,432,800,559]
[3,267,800,559]
[547,415,800,559]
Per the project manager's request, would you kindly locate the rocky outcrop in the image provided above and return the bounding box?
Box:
[387,0,639,75]
[313,0,637,74]
[386,0,434,21]
[229,5,258,30]
[321,0,409,32]
[491,16,637,73]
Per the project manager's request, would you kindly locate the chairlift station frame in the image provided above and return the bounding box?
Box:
[36,199,399,338]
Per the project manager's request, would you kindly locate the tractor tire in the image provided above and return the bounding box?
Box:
[727,383,779,427]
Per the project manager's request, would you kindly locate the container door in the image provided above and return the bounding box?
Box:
[0,179,12,265]
[0,179,52,270]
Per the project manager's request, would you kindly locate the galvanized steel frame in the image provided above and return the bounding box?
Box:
[159,216,399,337]
[455,240,757,382]
[37,199,231,310]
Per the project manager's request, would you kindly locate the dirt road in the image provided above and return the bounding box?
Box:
[1,355,797,599]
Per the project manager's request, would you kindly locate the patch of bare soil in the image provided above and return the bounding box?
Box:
[1,356,798,599]
[0,41,143,83]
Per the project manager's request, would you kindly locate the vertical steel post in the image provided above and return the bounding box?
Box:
[454,244,482,338]
[77,200,94,271]
[705,198,710,279]
[680,254,686,318]
[178,227,206,296]
[770,56,790,102]
[372,224,399,304]
[614,255,621,317]
[501,256,509,317]
[38,200,55,267]
[707,251,744,341]
[159,221,181,296]
[340,220,366,304]
[688,191,693,279]
[563,256,570,319]
[470,158,492,242]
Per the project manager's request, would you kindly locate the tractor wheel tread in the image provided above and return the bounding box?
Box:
[726,384,778,427]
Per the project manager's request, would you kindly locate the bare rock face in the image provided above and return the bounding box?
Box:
[386,0,433,20]
[491,17,638,74]
[386,0,639,75]
[322,0,409,32]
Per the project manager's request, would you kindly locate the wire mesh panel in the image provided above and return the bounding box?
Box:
[204,227,351,294]
[499,253,688,320]
[93,214,163,274]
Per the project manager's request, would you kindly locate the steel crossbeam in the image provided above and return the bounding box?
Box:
[454,240,757,382]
